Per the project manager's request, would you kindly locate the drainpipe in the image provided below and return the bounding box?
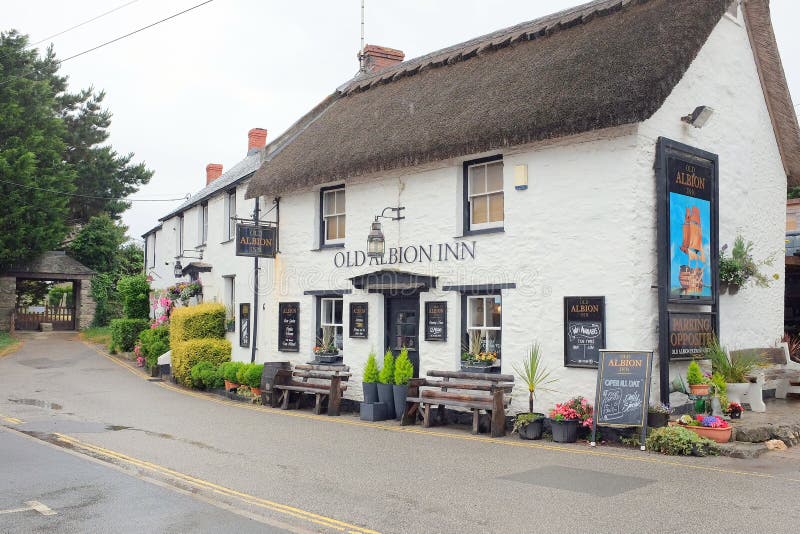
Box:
[251,197,260,363]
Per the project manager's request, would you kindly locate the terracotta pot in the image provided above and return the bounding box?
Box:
[679,423,732,443]
[224,380,239,391]
[250,386,262,397]
[689,384,710,395]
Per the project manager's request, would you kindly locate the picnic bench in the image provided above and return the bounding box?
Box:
[271,364,350,416]
[732,344,800,412]
[400,370,514,437]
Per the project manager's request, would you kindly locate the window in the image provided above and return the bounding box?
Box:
[319,297,343,350]
[223,276,235,331]
[320,186,345,244]
[465,157,504,231]
[225,189,236,240]
[465,295,502,360]
[149,233,156,268]
[200,202,208,245]
[176,215,184,254]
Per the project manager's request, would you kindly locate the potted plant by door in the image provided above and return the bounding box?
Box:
[706,337,760,405]
[511,342,557,440]
[362,350,380,404]
[377,350,396,419]
[548,397,593,443]
[647,402,672,428]
[686,360,710,395]
[393,348,414,421]
[245,363,264,397]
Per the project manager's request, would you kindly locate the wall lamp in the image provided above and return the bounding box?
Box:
[173,250,203,278]
[366,206,405,259]
[681,105,714,128]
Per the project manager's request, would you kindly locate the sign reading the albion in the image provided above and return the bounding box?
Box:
[349,302,368,339]
[593,350,652,428]
[424,301,447,341]
[563,296,605,368]
[278,302,299,352]
[236,224,276,258]
[668,312,715,360]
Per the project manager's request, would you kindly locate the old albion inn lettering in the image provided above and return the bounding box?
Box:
[333,241,476,268]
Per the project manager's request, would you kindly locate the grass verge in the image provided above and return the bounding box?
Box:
[0,332,21,357]
[79,326,112,346]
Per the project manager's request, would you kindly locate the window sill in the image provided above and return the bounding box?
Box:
[310,243,345,251]
[455,227,504,238]
[220,238,234,244]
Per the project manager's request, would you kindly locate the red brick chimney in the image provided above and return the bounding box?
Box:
[248,128,267,155]
[362,45,404,73]
[206,163,223,185]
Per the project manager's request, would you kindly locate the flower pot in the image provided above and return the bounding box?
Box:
[729,410,742,419]
[377,383,396,419]
[688,384,710,396]
[549,418,579,443]
[725,382,749,405]
[363,382,379,404]
[679,424,732,443]
[518,415,544,440]
[359,401,388,422]
[224,380,239,392]
[647,412,669,428]
[250,386,262,397]
[392,384,409,420]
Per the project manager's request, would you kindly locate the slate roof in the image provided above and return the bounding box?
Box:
[3,251,95,278]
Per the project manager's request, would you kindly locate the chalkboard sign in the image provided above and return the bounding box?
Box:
[668,312,715,360]
[349,302,368,338]
[239,303,250,348]
[278,302,299,352]
[591,350,653,449]
[564,296,605,368]
[424,301,447,341]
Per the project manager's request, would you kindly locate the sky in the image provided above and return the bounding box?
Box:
[3,0,799,242]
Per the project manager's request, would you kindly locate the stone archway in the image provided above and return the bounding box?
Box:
[0,251,96,331]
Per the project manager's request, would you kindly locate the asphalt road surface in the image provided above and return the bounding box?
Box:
[1,332,800,533]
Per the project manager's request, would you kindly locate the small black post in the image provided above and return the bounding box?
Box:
[251,197,260,363]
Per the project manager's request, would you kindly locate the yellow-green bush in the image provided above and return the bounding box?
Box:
[170,303,226,344]
[171,338,232,386]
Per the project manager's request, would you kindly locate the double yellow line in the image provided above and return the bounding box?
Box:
[0,414,23,425]
[54,433,379,534]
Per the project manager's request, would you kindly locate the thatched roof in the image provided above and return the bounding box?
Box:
[247,0,795,198]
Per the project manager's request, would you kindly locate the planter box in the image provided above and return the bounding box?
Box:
[688,384,710,396]
[363,382,379,404]
[393,384,409,421]
[377,383,396,419]
[460,364,500,374]
[314,354,341,364]
[360,402,388,422]
[678,423,732,443]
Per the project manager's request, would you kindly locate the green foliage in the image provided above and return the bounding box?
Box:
[116,243,144,278]
[512,412,543,434]
[512,342,558,413]
[686,360,704,386]
[69,214,127,274]
[710,372,727,407]
[117,274,150,319]
[171,338,231,387]
[138,325,169,369]
[363,350,380,383]
[378,349,395,385]
[394,348,414,386]
[645,426,719,456]
[189,361,222,390]
[244,364,264,388]
[719,235,776,288]
[219,361,244,383]
[0,332,20,354]
[90,272,121,326]
[15,280,51,307]
[109,318,149,353]
[80,326,112,346]
[707,337,761,383]
[170,303,226,344]
[47,285,73,307]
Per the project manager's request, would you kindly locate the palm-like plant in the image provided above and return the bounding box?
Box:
[512,342,558,413]
[707,336,761,383]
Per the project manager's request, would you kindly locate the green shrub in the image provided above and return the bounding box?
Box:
[646,426,719,456]
[171,338,232,386]
[394,348,414,386]
[219,361,244,383]
[363,351,379,383]
[378,349,395,385]
[110,318,150,352]
[138,325,170,369]
[244,364,264,388]
[91,273,121,327]
[236,363,252,385]
[686,360,704,385]
[189,361,222,389]
[170,303,226,344]
[117,274,151,320]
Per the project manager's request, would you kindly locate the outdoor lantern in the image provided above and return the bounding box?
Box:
[173,260,183,278]
[680,105,714,128]
[366,220,385,258]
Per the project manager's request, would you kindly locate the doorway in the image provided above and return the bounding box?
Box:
[385,295,420,378]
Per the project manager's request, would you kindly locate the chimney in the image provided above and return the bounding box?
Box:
[206,163,223,185]
[248,128,268,155]
[361,44,404,73]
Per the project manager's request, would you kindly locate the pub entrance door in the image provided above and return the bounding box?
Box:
[385,295,420,378]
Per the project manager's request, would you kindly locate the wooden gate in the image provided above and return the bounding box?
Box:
[14,306,75,331]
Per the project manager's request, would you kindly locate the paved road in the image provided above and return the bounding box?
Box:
[2,332,800,533]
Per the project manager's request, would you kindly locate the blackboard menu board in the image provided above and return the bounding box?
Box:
[564,296,605,368]
[239,303,250,348]
[594,350,652,429]
[349,302,368,338]
[668,312,714,360]
[424,301,447,341]
[278,302,299,352]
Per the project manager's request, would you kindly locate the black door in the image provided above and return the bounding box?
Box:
[385,296,420,378]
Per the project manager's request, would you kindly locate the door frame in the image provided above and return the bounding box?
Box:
[384,293,421,378]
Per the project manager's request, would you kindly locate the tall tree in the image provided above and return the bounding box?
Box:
[68,213,127,273]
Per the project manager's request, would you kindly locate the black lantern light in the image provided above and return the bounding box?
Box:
[173,260,184,278]
[366,207,405,259]
[173,249,203,278]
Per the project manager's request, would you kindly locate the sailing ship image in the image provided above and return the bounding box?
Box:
[678,206,706,294]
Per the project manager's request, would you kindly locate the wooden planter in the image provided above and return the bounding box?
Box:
[679,423,732,443]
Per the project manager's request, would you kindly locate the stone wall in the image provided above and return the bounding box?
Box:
[0,276,15,331]
[75,279,96,330]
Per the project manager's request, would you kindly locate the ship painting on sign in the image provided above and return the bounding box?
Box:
[679,206,706,293]
[670,193,711,298]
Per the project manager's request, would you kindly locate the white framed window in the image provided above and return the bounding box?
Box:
[320,297,344,350]
[466,295,502,359]
[200,202,209,245]
[225,189,236,240]
[223,275,235,331]
[176,215,184,254]
[149,233,156,268]
[466,158,504,230]
[321,186,345,244]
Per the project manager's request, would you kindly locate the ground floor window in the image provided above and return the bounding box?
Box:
[318,297,343,351]
[463,294,502,365]
[223,275,235,332]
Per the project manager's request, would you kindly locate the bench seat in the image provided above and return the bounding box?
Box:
[272,364,350,416]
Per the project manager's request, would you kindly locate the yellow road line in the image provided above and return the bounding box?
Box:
[0,414,23,425]
[53,433,379,534]
[83,340,800,483]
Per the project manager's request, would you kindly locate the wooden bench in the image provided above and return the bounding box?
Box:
[733,344,800,412]
[400,370,514,437]
[271,364,350,416]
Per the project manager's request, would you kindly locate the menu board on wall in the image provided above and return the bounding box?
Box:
[668,312,715,360]
[239,303,250,348]
[424,301,447,341]
[564,296,605,368]
[349,302,368,338]
[278,302,299,352]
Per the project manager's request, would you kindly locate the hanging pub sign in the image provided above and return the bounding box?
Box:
[424,301,447,341]
[349,302,368,338]
[563,296,605,368]
[591,350,653,450]
[668,312,715,360]
[236,223,277,258]
[239,303,250,348]
[278,302,299,352]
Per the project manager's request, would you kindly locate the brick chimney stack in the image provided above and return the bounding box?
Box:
[206,163,223,185]
[247,128,268,155]
[362,45,404,73]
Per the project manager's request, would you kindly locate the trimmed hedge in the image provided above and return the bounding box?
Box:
[170,303,226,344]
[110,318,150,353]
[190,361,223,390]
[172,338,231,386]
[138,325,170,369]
[117,274,151,320]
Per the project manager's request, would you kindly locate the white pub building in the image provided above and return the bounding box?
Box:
[145,0,799,410]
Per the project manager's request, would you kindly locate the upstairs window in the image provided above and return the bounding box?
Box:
[465,157,504,231]
[149,233,156,268]
[200,202,209,245]
[321,186,345,245]
[176,215,184,254]
[225,189,236,241]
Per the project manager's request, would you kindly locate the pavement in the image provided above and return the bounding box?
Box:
[2,331,800,533]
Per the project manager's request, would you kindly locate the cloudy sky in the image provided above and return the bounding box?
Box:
[4,0,799,241]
